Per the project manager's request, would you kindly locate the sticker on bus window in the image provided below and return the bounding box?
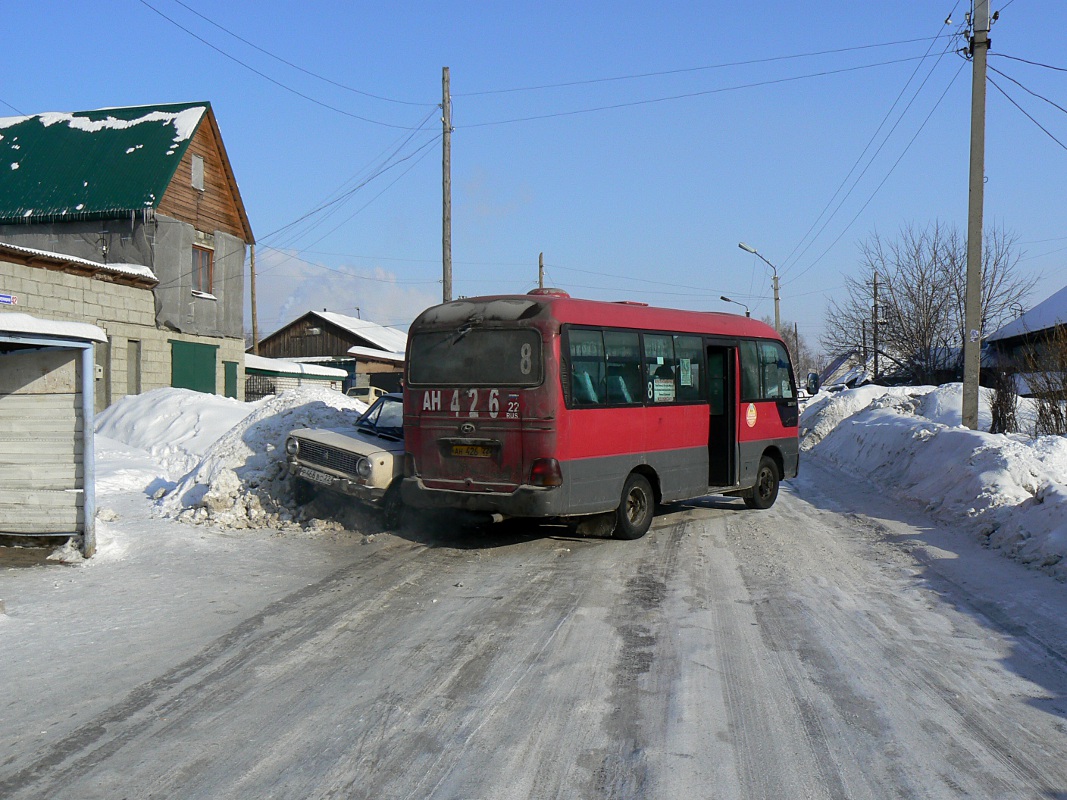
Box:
[653,378,675,402]
[679,359,692,387]
[746,403,757,427]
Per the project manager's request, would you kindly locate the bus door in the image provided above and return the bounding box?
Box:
[706,343,736,487]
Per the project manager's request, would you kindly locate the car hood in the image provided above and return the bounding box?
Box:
[288,426,404,458]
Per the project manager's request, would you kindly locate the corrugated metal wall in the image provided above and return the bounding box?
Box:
[0,348,83,534]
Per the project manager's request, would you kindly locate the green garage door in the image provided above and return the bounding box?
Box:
[171,340,218,394]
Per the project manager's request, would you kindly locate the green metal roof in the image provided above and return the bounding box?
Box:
[0,102,209,224]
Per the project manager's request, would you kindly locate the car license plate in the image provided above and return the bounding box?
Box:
[298,466,334,485]
[451,444,493,458]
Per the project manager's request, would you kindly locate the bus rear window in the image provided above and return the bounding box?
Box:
[408,329,543,386]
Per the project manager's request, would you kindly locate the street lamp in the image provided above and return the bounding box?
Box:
[738,242,780,330]
[720,295,750,317]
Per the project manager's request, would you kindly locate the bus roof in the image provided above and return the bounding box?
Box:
[410,291,783,341]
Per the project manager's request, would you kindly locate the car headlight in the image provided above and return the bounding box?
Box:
[285,437,299,455]
[356,458,373,479]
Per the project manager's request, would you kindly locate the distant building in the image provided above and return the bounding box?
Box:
[244,354,347,401]
[986,284,1067,362]
[0,102,253,408]
[255,310,407,393]
[986,283,1067,396]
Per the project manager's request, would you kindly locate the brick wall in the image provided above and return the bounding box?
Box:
[0,258,245,410]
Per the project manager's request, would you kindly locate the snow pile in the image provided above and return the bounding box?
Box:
[158,387,368,528]
[97,387,259,481]
[802,383,1067,579]
[97,386,370,531]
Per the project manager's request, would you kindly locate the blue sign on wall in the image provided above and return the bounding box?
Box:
[0,293,17,305]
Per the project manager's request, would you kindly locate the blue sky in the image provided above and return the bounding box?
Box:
[3,1,1065,350]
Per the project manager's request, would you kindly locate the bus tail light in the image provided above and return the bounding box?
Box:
[530,458,562,487]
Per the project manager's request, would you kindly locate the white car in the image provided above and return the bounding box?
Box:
[285,393,405,525]
[345,385,388,403]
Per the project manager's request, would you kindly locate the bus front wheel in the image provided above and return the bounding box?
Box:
[614,473,654,540]
[744,456,780,510]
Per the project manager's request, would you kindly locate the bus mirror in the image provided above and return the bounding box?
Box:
[805,372,820,395]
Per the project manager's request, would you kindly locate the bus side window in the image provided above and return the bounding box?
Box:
[739,340,761,401]
[643,333,676,403]
[568,328,606,407]
[605,330,641,405]
[674,335,704,402]
[741,339,796,401]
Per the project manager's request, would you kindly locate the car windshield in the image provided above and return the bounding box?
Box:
[356,395,403,440]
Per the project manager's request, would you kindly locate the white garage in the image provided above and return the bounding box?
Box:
[0,313,106,556]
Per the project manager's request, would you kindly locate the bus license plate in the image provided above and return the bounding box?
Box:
[451,444,493,458]
[298,466,334,485]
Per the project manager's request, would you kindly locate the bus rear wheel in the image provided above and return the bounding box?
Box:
[744,456,780,510]
[614,473,654,540]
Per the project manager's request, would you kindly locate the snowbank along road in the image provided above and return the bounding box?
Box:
[2,457,1067,799]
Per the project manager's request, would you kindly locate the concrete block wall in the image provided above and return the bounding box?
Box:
[0,259,244,410]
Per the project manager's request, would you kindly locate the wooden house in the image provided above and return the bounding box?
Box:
[255,310,407,393]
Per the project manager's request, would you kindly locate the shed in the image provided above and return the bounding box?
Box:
[0,312,106,556]
[244,354,347,401]
[253,310,407,392]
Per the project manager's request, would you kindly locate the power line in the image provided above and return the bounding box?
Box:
[163,0,433,106]
[987,74,1067,152]
[281,134,442,253]
[137,0,427,129]
[784,57,968,286]
[991,53,1067,72]
[461,55,941,128]
[261,116,439,243]
[777,15,967,279]
[988,64,1067,118]
[456,36,954,96]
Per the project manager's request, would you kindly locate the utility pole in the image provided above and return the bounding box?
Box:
[962,1,991,430]
[738,242,780,330]
[538,252,544,289]
[442,66,453,303]
[872,270,879,382]
[772,272,780,332]
[249,243,259,354]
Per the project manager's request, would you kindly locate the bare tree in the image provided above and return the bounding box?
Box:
[1023,325,1067,436]
[989,366,1019,435]
[821,222,1033,384]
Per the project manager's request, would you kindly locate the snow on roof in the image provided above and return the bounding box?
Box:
[987,283,1067,342]
[32,106,206,143]
[347,345,405,363]
[245,354,347,378]
[0,311,107,342]
[316,311,408,352]
[0,240,158,282]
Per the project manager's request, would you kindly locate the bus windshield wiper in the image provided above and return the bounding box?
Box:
[450,322,472,345]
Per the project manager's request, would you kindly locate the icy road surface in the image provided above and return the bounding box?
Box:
[2,459,1067,799]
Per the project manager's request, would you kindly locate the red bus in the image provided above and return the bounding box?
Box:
[401,289,799,539]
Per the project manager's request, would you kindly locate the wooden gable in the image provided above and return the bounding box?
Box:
[157,108,254,244]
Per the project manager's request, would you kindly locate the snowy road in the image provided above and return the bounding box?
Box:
[2,457,1067,799]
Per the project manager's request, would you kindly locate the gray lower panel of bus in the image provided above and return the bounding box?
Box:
[403,438,798,518]
[562,447,709,515]
[737,436,800,487]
